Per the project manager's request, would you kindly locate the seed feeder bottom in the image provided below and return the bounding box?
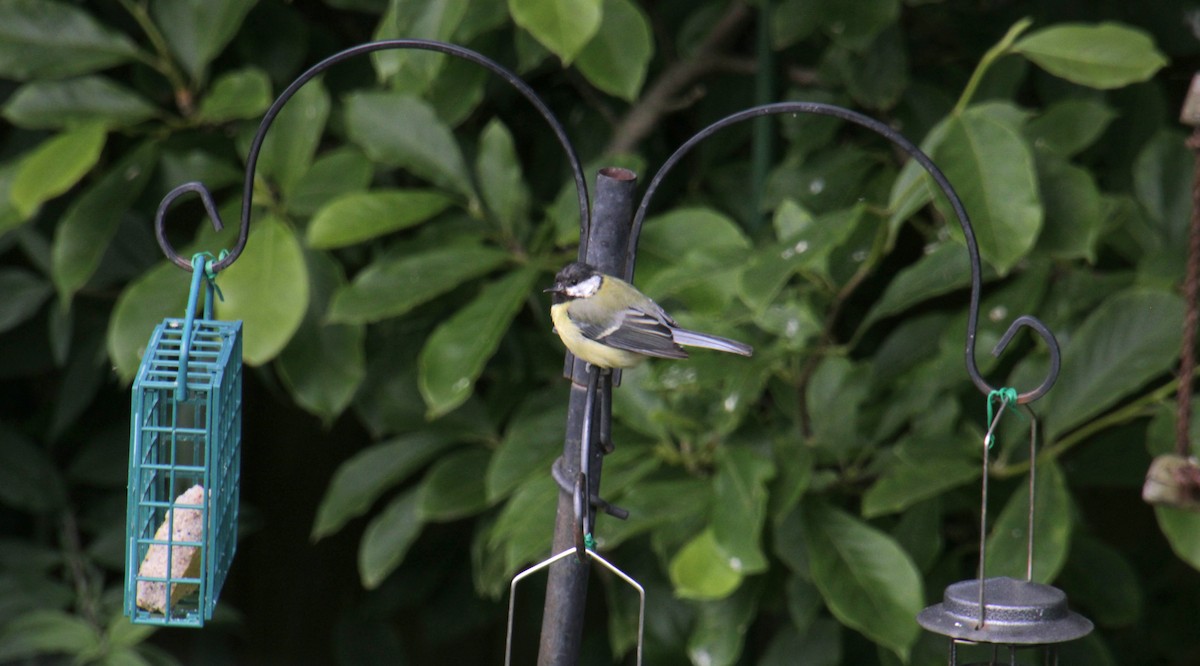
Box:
[918,577,1093,664]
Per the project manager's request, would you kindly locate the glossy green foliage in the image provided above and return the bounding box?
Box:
[0,1,1195,664]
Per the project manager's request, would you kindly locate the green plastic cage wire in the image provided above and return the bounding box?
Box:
[125,256,242,628]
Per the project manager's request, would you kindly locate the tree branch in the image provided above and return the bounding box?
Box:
[604,1,754,156]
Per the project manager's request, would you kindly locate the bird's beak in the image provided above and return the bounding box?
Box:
[544,282,564,294]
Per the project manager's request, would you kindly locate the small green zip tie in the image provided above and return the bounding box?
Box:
[584,533,596,551]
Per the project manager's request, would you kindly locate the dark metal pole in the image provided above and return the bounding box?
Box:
[538,167,638,665]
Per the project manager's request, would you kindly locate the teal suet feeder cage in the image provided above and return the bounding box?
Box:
[125,254,242,627]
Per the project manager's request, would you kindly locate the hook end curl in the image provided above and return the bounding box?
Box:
[155,182,234,272]
[987,315,1061,404]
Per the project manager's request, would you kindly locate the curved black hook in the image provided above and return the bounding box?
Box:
[628,102,1060,404]
[155,182,226,270]
[156,39,591,273]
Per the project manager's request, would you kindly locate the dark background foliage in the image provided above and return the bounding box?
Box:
[1,0,1199,664]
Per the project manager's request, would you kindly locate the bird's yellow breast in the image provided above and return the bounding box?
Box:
[551,303,645,369]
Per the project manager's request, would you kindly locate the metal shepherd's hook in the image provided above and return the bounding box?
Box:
[629,101,1062,403]
[154,39,592,276]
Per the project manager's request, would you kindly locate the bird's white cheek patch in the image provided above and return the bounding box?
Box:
[565,274,601,298]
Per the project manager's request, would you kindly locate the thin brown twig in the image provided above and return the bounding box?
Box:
[604,1,754,155]
[60,508,100,629]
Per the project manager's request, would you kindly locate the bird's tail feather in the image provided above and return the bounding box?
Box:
[672,329,753,356]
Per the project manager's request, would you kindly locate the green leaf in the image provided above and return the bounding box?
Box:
[669,529,744,600]
[1036,156,1104,262]
[454,1,509,42]
[277,251,365,422]
[425,53,489,126]
[418,267,539,418]
[803,501,922,661]
[814,0,899,50]
[1155,505,1200,572]
[862,242,972,329]
[985,457,1071,582]
[475,120,529,237]
[1044,288,1184,440]
[327,245,509,324]
[761,621,841,666]
[0,609,99,661]
[1057,534,1142,627]
[107,261,190,383]
[0,426,66,512]
[160,149,242,192]
[1133,130,1192,255]
[10,123,107,219]
[100,648,153,666]
[771,0,820,49]
[485,390,565,502]
[805,357,870,460]
[0,163,23,235]
[601,478,709,550]
[344,92,473,199]
[286,147,374,217]
[0,269,51,334]
[2,76,157,129]
[1013,22,1168,90]
[710,446,775,575]
[371,0,467,89]
[892,499,944,573]
[51,141,158,303]
[755,201,861,287]
[214,216,309,366]
[766,147,879,216]
[417,447,491,521]
[886,116,952,234]
[862,440,979,518]
[252,78,329,194]
[306,189,454,249]
[104,615,155,649]
[509,0,602,64]
[358,489,422,589]
[775,505,819,571]
[482,475,557,595]
[195,68,272,122]
[575,0,653,100]
[311,433,459,540]
[152,0,257,83]
[639,207,752,263]
[0,0,139,80]
[933,103,1041,274]
[1025,98,1116,157]
[686,583,762,666]
[822,27,907,110]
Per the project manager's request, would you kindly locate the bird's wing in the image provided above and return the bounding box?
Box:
[574,307,689,359]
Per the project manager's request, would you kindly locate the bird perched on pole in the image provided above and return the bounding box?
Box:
[545,261,753,369]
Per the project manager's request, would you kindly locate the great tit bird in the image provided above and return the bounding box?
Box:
[546,262,753,369]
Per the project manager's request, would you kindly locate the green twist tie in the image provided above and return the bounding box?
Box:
[192,250,228,302]
[985,387,1019,449]
[584,533,596,551]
